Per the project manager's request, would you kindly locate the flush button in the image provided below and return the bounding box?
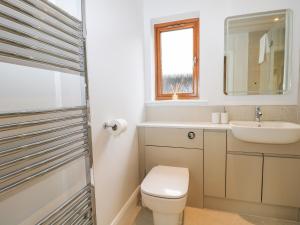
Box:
[187,132,196,140]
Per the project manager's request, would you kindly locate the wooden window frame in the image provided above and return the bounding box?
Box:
[154,18,200,100]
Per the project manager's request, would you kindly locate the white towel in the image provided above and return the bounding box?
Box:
[258,33,270,64]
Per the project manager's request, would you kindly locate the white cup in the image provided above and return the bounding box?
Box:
[221,112,229,124]
[211,112,221,124]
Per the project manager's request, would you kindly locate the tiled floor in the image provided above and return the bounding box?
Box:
[133,207,300,225]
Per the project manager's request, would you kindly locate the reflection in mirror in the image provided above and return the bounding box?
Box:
[224,10,292,95]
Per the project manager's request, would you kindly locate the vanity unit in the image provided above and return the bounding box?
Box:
[227,131,300,208]
[138,122,300,220]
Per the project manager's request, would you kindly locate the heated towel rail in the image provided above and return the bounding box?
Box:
[0,0,96,224]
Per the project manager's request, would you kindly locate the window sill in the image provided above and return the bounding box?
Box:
[145,99,209,107]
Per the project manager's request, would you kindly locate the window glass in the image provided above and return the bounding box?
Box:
[161,28,194,94]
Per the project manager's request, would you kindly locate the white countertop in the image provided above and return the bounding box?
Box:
[138,121,231,130]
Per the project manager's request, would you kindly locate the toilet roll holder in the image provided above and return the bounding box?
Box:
[103,122,118,131]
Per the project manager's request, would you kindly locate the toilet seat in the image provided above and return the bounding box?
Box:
[141,166,189,199]
[141,166,189,225]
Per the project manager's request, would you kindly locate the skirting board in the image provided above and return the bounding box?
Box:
[204,196,300,221]
[110,186,141,225]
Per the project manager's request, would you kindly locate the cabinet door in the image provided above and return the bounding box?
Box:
[145,146,203,208]
[263,156,300,208]
[145,127,203,149]
[226,153,263,203]
[204,130,226,198]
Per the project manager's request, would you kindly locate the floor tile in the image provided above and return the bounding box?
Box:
[133,207,300,225]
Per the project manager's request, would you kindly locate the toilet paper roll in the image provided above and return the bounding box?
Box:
[221,112,229,124]
[107,119,128,136]
[211,112,221,124]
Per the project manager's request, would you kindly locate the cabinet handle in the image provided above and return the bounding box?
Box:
[187,132,196,139]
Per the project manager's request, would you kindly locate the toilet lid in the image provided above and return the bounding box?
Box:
[141,166,189,199]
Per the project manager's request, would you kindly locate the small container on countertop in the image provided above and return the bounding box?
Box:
[221,112,229,124]
[211,112,221,124]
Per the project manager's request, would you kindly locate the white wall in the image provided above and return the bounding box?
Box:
[48,0,82,20]
[298,50,300,123]
[85,0,145,225]
[143,0,300,105]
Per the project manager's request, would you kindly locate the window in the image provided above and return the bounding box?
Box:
[154,18,199,100]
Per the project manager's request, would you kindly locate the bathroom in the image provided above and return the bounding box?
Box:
[0,0,300,225]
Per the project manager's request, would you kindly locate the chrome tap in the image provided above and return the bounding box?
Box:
[255,106,263,122]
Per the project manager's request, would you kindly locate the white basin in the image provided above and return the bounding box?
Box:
[230,121,300,144]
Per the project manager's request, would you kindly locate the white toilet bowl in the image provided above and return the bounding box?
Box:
[141,166,189,225]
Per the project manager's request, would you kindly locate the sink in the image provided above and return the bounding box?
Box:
[230,121,300,144]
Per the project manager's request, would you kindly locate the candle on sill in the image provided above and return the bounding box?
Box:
[172,93,178,100]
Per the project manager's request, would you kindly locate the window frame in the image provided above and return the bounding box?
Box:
[154,18,200,100]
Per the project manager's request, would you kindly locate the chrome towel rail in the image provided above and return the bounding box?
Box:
[0,0,84,74]
[0,150,88,194]
[36,185,93,225]
[0,107,89,195]
[0,3,80,45]
[0,120,86,144]
[0,128,87,156]
[0,106,86,117]
[0,137,87,170]
[45,193,91,224]
[0,113,86,131]
[0,144,88,182]
[62,201,90,225]
[0,0,96,223]
[26,0,81,29]
[2,0,81,37]
[69,207,91,225]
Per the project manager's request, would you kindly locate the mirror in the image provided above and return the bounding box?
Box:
[224,9,292,95]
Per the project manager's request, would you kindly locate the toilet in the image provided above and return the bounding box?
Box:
[141,166,189,225]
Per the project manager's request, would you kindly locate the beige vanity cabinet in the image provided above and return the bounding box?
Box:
[226,153,263,203]
[143,127,204,208]
[262,156,300,208]
[204,130,226,198]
